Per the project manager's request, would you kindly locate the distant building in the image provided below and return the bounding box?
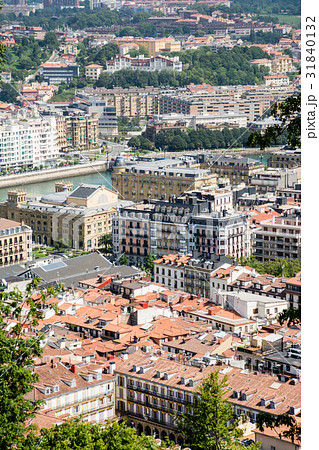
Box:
[85,64,104,80]
[264,74,290,86]
[0,116,59,171]
[253,211,301,262]
[105,55,182,73]
[40,62,79,84]
[112,159,217,203]
[0,184,132,250]
[56,113,99,151]
[0,218,32,267]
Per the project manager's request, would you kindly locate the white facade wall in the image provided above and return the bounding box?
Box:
[0,116,59,171]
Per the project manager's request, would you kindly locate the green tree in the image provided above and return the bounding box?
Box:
[237,256,301,278]
[256,412,301,445]
[143,253,156,275]
[98,232,113,253]
[247,94,301,150]
[277,306,301,326]
[0,83,18,103]
[119,254,129,265]
[0,279,60,449]
[177,370,260,450]
[37,418,167,449]
[43,31,59,50]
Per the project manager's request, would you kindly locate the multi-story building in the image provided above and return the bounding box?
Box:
[112,197,206,265]
[250,56,293,74]
[267,149,301,169]
[159,93,265,122]
[113,196,249,265]
[56,113,99,151]
[80,86,161,118]
[28,361,115,424]
[71,94,118,137]
[250,168,299,194]
[0,184,132,250]
[112,159,217,203]
[264,74,290,86]
[115,352,301,444]
[253,211,301,262]
[85,64,104,80]
[40,62,79,84]
[0,218,32,267]
[0,116,59,171]
[114,37,181,57]
[285,272,301,309]
[189,209,249,260]
[199,154,265,186]
[154,253,232,297]
[105,55,182,73]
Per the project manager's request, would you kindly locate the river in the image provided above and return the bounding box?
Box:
[0,153,270,203]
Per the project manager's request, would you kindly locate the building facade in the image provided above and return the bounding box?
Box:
[0,116,59,171]
[105,55,182,73]
[40,62,79,84]
[0,184,132,251]
[0,218,32,267]
[56,113,99,151]
[112,159,217,203]
[253,212,301,262]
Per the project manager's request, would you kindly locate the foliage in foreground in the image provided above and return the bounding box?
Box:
[177,370,260,450]
[237,256,301,278]
[33,419,168,450]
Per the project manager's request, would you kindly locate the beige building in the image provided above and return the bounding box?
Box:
[250,56,293,74]
[115,352,301,445]
[0,184,131,251]
[0,218,32,267]
[85,64,104,80]
[112,160,217,203]
[114,37,181,57]
[102,87,161,118]
[253,212,301,262]
[56,113,99,151]
[200,154,265,185]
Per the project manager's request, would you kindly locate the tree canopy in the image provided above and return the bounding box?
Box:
[237,256,301,278]
[177,370,260,450]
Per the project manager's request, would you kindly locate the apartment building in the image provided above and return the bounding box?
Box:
[112,159,217,203]
[267,149,301,169]
[113,195,249,265]
[199,154,265,186]
[250,56,293,74]
[0,116,59,171]
[159,93,265,122]
[0,218,32,267]
[250,168,299,193]
[253,211,301,262]
[70,94,118,137]
[96,86,161,118]
[28,361,115,424]
[114,37,181,57]
[85,64,104,80]
[0,184,132,250]
[115,352,300,444]
[189,209,249,260]
[56,113,99,151]
[285,272,301,309]
[105,55,182,73]
[264,74,290,86]
[112,197,206,265]
[154,253,232,298]
[40,62,79,84]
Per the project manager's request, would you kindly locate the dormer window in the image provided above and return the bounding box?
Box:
[45,387,51,395]
[233,390,239,398]
[53,385,59,392]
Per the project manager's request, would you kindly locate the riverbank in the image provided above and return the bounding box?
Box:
[0,161,108,189]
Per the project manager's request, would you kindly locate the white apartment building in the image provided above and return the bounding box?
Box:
[0,116,59,171]
[105,55,182,73]
[253,211,301,262]
[28,361,116,424]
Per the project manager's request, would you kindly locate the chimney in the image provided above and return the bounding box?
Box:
[70,364,77,374]
[109,361,116,374]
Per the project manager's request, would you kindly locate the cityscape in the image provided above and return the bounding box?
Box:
[0,0,303,449]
